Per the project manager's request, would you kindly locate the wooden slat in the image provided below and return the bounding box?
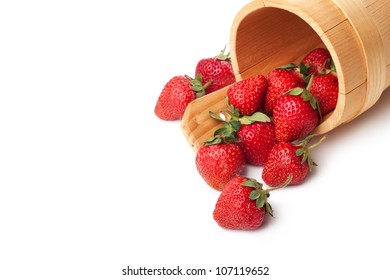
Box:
[181,0,390,151]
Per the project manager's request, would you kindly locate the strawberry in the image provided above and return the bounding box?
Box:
[195,47,236,94]
[301,48,332,76]
[309,73,338,115]
[262,136,324,187]
[213,177,267,230]
[208,100,275,166]
[195,143,245,191]
[273,88,319,142]
[262,142,308,187]
[212,177,267,230]
[154,75,209,120]
[213,175,292,230]
[226,74,268,116]
[237,120,276,166]
[263,69,305,114]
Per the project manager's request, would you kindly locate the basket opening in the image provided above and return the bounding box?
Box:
[232,7,326,80]
[231,6,341,129]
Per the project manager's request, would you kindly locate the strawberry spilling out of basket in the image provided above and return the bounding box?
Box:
[154,47,338,230]
[154,47,235,121]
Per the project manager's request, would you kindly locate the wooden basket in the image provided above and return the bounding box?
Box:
[181,0,390,151]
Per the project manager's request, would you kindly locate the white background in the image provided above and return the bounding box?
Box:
[1,1,390,279]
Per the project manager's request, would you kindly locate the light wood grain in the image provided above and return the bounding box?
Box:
[181,0,390,151]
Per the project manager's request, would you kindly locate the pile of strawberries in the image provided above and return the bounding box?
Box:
[154,47,338,230]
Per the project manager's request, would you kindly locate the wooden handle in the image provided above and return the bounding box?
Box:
[181,87,230,152]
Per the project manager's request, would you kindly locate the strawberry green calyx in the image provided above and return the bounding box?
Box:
[318,59,337,75]
[288,74,321,117]
[277,61,330,84]
[288,88,318,111]
[239,111,271,125]
[295,135,326,171]
[186,74,212,99]
[243,175,293,216]
[243,179,273,215]
[276,61,309,77]
[215,45,231,62]
[276,62,309,82]
[330,60,337,74]
[299,62,312,76]
[221,99,271,125]
[204,111,240,145]
[204,108,242,145]
[299,63,316,84]
[316,58,337,75]
[204,100,271,145]
[276,62,298,71]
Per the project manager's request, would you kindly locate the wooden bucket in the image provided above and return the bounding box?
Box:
[181,0,390,151]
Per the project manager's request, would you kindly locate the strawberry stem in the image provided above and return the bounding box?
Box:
[265,174,293,192]
[243,174,292,217]
[204,98,272,146]
[185,74,212,98]
[216,45,231,61]
[295,135,326,171]
[307,135,327,151]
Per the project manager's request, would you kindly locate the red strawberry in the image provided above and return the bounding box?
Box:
[212,177,269,230]
[195,47,236,94]
[263,69,305,114]
[213,175,292,230]
[301,48,332,76]
[226,74,267,116]
[309,73,338,115]
[262,136,325,187]
[154,75,208,120]
[195,143,245,191]
[237,120,276,166]
[273,88,319,142]
[262,142,308,187]
[208,101,275,166]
